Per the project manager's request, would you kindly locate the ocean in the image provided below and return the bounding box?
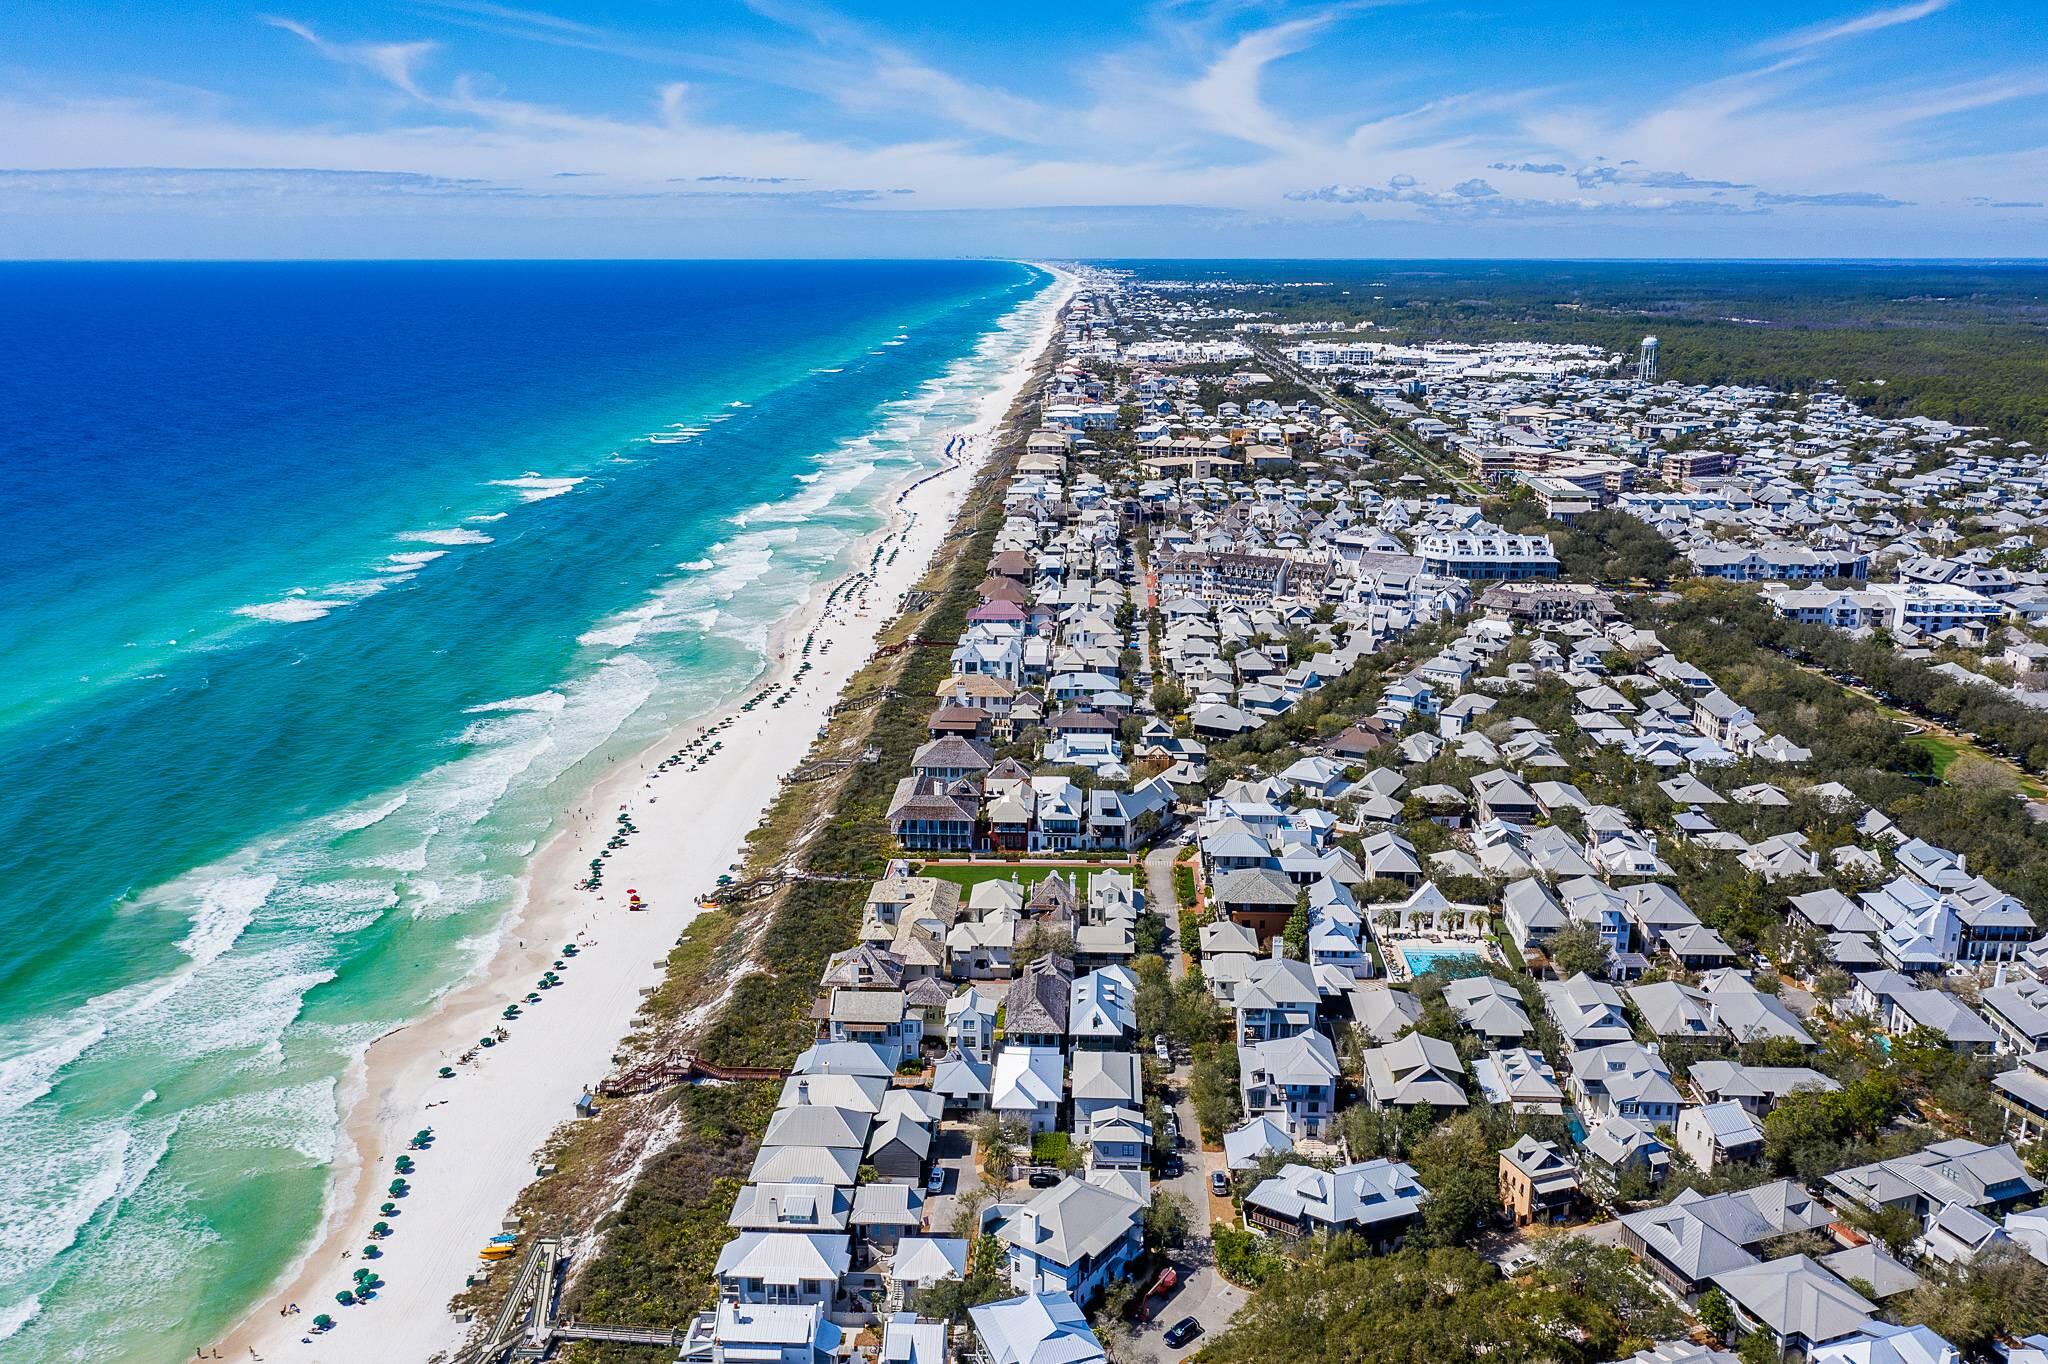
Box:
[0,259,1057,1360]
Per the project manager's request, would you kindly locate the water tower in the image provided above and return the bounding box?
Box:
[1638,335,1659,384]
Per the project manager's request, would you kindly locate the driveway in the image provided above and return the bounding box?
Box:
[922,1120,983,1237]
[1777,980,1818,1019]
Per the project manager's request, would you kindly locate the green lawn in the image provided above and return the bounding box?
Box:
[912,862,1123,892]
[1901,725,2047,797]
[1904,731,1967,777]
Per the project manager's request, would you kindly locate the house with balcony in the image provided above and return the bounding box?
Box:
[995,1177,1145,1305]
[1240,1029,1342,1139]
[713,1231,852,1310]
[1242,1159,1428,1249]
[1499,1136,1580,1226]
[825,990,922,1069]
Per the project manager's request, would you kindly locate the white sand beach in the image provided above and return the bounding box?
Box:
[222,270,1072,1364]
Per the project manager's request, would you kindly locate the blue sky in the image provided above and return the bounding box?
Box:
[2,0,2045,257]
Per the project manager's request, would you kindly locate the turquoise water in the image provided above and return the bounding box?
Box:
[1400,945,1487,975]
[0,260,1059,1359]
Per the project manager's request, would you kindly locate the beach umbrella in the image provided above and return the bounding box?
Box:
[312,1315,333,1331]
[372,1222,392,1237]
[362,1245,381,1259]
[379,1203,397,1216]
[335,1291,355,1307]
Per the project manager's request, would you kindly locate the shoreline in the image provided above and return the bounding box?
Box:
[222,266,1074,1364]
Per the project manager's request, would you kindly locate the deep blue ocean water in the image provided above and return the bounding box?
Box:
[0,259,1055,1359]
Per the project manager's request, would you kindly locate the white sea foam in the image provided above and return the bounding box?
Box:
[489,474,586,503]
[576,618,650,649]
[465,690,568,716]
[330,792,408,834]
[361,840,430,874]
[234,598,345,623]
[0,1123,133,1284]
[183,1078,340,1163]
[679,558,714,571]
[175,874,276,968]
[466,512,509,523]
[0,1294,40,1343]
[0,1021,107,1118]
[398,528,492,546]
[380,550,448,573]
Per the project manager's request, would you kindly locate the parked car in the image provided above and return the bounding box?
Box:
[1028,1168,1061,1188]
[925,1166,947,1194]
[1163,1317,1203,1348]
[1209,1170,1229,1197]
[1153,1037,1171,1064]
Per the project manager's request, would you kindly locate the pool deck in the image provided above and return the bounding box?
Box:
[1384,936,1495,983]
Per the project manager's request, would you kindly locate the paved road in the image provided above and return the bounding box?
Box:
[1128,1072,1247,1359]
[1144,845,1186,979]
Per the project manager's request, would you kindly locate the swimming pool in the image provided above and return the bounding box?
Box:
[1400,944,1487,976]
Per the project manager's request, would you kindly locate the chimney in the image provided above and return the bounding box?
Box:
[1014,1207,1040,1247]
[796,1078,810,1105]
[1270,937,1285,961]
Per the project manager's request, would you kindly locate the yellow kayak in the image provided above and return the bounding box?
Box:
[478,1244,516,1261]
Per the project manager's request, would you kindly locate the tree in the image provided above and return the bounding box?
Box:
[1015,925,1073,966]
[1534,1240,1686,1343]
[1200,1243,1628,1364]
[912,1231,1010,1320]
[1545,925,1610,981]
[1812,967,1851,1006]
[1143,1190,1193,1251]
[1283,891,1310,961]
[1737,1331,1783,1364]
[1697,1288,1735,1341]
[1190,1043,1243,1141]
[977,1115,1027,1187]
[1897,1246,2048,1353]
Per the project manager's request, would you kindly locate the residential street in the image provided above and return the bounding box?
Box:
[1128,1059,1247,1360]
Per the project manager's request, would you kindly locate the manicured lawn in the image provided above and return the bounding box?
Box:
[914,862,1123,892]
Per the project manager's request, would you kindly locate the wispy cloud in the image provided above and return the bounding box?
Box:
[2,0,2038,254]
[1755,0,1952,54]
[263,17,438,99]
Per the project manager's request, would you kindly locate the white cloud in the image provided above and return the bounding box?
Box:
[262,17,438,100]
[1756,0,1952,55]
[0,0,2036,248]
